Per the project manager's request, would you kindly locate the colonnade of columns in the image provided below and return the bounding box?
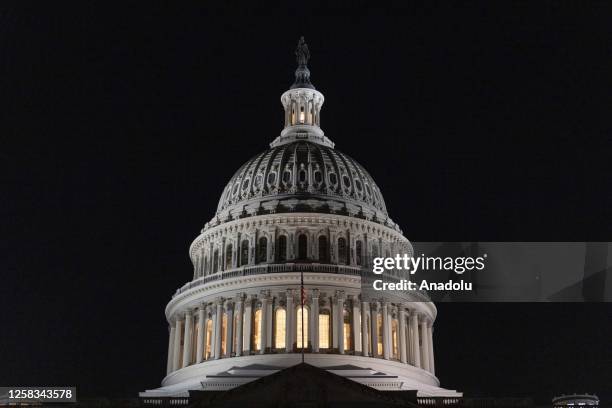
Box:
[166,291,435,377]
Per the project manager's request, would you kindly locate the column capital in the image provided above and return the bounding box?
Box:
[235,292,245,302]
[311,288,320,299]
[418,314,430,324]
[224,300,235,311]
[184,309,193,317]
[334,290,346,301]
[215,297,225,306]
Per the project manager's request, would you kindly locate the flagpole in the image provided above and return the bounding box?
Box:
[300,268,304,363]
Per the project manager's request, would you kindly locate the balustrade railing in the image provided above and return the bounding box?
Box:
[173,263,365,297]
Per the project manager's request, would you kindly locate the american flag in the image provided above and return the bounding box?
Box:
[300,270,307,305]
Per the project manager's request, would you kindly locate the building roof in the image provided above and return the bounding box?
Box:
[187,363,419,408]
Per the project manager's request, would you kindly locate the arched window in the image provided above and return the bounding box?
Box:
[213,250,219,273]
[257,237,267,263]
[240,240,249,267]
[391,319,399,359]
[377,313,384,356]
[274,309,286,349]
[337,237,347,265]
[252,309,262,351]
[318,310,331,349]
[343,309,352,351]
[298,234,308,260]
[318,236,328,262]
[205,319,213,360]
[221,313,227,356]
[296,306,309,349]
[298,169,307,183]
[356,240,363,266]
[278,235,287,262]
[225,244,233,270]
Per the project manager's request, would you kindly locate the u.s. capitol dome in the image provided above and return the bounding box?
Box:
[141,38,460,399]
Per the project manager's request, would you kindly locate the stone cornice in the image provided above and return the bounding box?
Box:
[165,272,363,321]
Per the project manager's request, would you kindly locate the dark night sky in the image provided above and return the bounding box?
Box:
[2,3,611,404]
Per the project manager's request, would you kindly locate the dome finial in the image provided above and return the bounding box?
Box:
[295,36,310,66]
[291,36,315,89]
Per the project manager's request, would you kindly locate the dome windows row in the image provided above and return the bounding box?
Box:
[193,233,366,279]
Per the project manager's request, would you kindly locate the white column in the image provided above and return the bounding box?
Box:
[420,318,430,372]
[352,296,361,353]
[235,294,244,356]
[336,291,345,354]
[166,325,175,375]
[214,299,223,359]
[196,306,206,363]
[409,312,421,368]
[361,301,369,357]
[370,302,379,358]
[382,302,390,360]
[260,294,269,354]
[172,318,182,372]
[285,289,293,352]
[266,297,273,350]
[226,301,234,357]
[311,289,320,352]
[399,308,407,364]
[428,321,435,375]
[182,310,193,368]
[243,296,253,354]
[210,308,217,359]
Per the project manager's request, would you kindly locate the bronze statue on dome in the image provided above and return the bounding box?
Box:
[295,36,310,66]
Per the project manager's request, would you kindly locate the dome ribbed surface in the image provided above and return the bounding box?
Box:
[216,141,388,217]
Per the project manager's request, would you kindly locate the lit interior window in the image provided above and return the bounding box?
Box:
[343,309,352,350]
[377,314,383,355]
[392,319,399,359]
[221,313,227,356]
[205,319,213,359]
[253,309,262,351]
[275,309,286,349]
[319,313,330,349]
[296,306,309,348]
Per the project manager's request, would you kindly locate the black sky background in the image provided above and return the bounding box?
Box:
[2,3,611,404]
